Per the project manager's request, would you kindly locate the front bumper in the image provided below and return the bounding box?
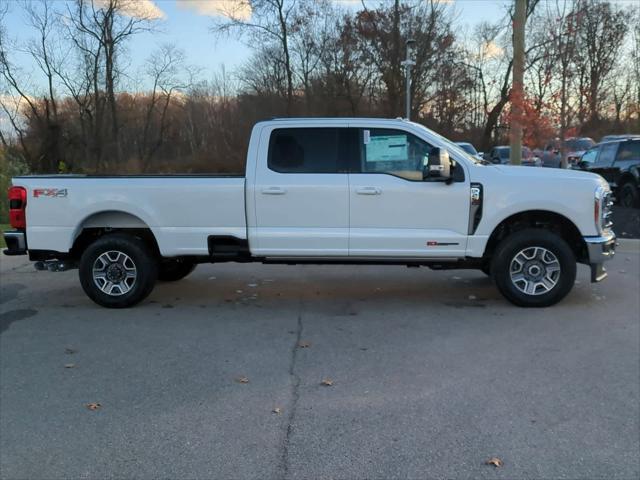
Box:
[584,230,616,282]
[2,230,27,256]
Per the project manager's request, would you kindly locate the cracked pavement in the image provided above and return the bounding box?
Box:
[1,242,639,479]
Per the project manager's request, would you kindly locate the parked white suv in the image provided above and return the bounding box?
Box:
[3,118,616,308]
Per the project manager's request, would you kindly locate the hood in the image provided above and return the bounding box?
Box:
[491,164,605,182]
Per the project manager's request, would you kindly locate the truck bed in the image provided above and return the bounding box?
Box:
[15,175,247,256]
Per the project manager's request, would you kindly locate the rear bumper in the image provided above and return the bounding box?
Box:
[2,230,27,256]
[584,230,616,282]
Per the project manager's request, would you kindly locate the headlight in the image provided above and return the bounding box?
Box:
[594,185,613,234]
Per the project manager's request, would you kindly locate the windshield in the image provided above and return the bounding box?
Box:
[413,123,483,165]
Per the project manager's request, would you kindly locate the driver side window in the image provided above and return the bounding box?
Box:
[360,128,434,181]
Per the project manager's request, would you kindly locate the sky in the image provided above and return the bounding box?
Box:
[2,0,509,92]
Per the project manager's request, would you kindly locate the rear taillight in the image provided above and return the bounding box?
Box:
[8,186,27,229]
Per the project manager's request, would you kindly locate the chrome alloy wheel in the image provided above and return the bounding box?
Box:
[92,250,137,296]
[509,246,561,296]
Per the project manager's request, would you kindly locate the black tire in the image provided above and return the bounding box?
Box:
[79,233,158,308]
[619,182,639,208]
[490,229,576,308]
[158,259,197,282]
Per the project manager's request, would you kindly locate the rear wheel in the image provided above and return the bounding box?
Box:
[491,229,576,307]
[79,233,158,308]
[158,259,197,282]
[619,182,639,208]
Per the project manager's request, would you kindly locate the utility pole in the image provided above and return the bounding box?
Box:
[510,0,526,165]
[401,39,416,120]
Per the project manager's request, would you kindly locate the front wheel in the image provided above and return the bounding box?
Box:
[619,182,639,208]
[491,229,576,307]
[79,233,158,308]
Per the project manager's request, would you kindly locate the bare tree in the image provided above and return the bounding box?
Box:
[575,0,628,129]
[66,0,157,166]
[139,44,188,171]
[212,0,298,114]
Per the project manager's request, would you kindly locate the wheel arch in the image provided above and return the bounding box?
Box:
[483,210,587,263]
[71,210,161,259]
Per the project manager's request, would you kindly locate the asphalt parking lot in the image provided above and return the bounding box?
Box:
[1,242,639,480]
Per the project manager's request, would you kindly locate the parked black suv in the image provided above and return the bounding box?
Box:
[577,137,640,207]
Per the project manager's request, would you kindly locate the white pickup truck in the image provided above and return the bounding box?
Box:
[4,118,616,308]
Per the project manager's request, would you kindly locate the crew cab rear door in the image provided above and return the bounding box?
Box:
[250,124,352,256]
[347,126,469,258]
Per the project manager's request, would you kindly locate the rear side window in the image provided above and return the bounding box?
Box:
[268,128,350,173]
[615,141,640,162]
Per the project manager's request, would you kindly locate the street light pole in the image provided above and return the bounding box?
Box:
[401,39,416,120]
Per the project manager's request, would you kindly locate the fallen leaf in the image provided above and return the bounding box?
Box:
[485,457,503,468]
[64,348,77,355]
[468,295,477,300]
[236,376,249,384]
[64,363,75,369]
[321,378,334,386]
[298,341,311,348]
[272,407,282,414]
[85,402,101,411]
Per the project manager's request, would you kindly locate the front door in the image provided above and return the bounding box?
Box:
[590,142,619,185]
[252,126,351,256]
[348,127,469,258]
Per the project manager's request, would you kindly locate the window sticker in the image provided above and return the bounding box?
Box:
[363,129,370,145]
[365,134,408,162]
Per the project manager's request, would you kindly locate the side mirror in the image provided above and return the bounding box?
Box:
[577,160,589,170]
[425,147,452,182]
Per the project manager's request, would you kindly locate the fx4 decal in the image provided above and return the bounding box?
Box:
[33,188,68,198]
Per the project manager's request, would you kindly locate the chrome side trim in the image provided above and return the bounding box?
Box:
[584,230,616,264]
[468,183,483,235]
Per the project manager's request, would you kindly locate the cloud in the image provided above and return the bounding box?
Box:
[482,41,503,59]
[94,0,166,20]
[176,0,252,20]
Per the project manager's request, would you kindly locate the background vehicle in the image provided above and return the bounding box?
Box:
[600,134,640,143]
[488,146,542,167]
[577,138,640,207]
[455,142,482,161]
[4,118,615,309]
[542,137,595,168]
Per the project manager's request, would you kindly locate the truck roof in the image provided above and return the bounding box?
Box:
[266,117,408,123]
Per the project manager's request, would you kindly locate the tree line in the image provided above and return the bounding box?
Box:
[0,0,638,178]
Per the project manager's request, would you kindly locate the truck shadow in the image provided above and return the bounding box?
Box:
[147,264,600,313]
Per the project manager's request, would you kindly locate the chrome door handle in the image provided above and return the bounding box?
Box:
[262,187,286,195]
[355,187,382,195]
